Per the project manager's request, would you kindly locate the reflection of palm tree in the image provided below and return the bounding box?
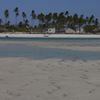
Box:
[14,7,19,25]
[4,9,9,25]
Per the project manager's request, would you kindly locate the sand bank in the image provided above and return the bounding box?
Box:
[0,40,100,52]
[0,57,100,100]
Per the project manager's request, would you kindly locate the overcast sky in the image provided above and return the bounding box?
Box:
[0,0,100,23]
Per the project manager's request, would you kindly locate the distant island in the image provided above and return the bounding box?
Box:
[0,7,100,34]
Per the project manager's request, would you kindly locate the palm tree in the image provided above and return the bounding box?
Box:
[52,12,58,28]
[4,9,9,25]
[65,11,69,17]
[37,13,45,25]
[0,18,3,25]
[85,16,89,25]
[22,11,27,24]
[78,15,85,32]
[94,18,99,27]
[14,7,19,25]
[88,15,94,25]
[57,12,65,29]
[45,13,52,27]
[31,10,36,27]
[73,13,79,31]
[25,19,29,26]
[6,21,10,26]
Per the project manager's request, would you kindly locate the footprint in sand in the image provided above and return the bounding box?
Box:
[80,74,88,80]
[47,81,61,95]
[6,90,21,97]
[89,89,95,94]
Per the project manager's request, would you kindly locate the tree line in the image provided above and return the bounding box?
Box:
[0,7,100,33]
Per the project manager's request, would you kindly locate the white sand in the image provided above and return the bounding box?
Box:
[0,57,100,100]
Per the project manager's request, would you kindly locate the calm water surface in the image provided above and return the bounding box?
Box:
[1,37,100,45]
[0,43,100,60]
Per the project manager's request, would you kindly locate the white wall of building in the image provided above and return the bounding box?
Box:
[47,28,56,33]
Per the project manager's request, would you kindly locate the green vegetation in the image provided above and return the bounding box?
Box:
[0,7,100,33]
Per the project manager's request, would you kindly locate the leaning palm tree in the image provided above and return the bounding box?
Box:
[4,9,9,25]
[14,7,19,25]
[88,15,94,25]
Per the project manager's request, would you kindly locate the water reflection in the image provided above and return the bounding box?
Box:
[0,44,100,60]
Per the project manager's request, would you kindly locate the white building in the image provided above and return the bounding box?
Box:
[65,28,75,33]
[47,28,56,34]
[76,27,85,33]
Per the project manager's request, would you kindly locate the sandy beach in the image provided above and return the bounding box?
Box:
[0,40,100,100]
[0,57,100,100]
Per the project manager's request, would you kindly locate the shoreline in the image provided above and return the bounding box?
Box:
[0,33,100,38]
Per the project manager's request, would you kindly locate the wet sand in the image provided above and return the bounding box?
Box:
[0,58,100,100]
[0,41,100,52]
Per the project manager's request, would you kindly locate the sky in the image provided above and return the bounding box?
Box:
[0,0,100,23]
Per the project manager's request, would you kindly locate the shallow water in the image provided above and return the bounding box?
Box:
[1,37,100,45]
[0,44,100,60]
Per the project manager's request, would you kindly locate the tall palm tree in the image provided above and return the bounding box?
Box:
[45,13,52,27]
[37,13,45,25]
[88,15,94,25]
[57,12,65,29]
[64,11,69,28]
[4,9,9,25]
[65,11,69,17]
[85,16,89,25]
[25,19,29,26]
[31,10,36,27]
[78,15,84,31]
[73,14,78,24]
[0,18,3,25]
[14,7,19,25]
[52,12,58,23]
[94,18,99,27]
[22,11,27,24]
